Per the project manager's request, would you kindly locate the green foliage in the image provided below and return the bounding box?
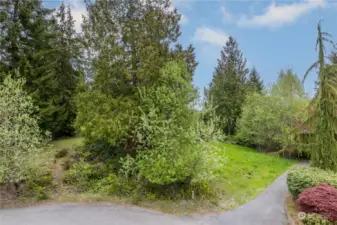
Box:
[303,22,337,171]
[198,99,224,142]
[302,213,337,225]
[139,180,218,201]
[206,36,249,135]
[236,69,308,152]
[0,74,49,185]
[21,169,53,201]
[0,0,81,138]
[75,88,138,147]
[247,67,264,94]
[287,167,337,197]
[236,93,287,151]
[63,161,108,191]
[117,61,224,185]
[77,0,197,150]
[271,68,305,100]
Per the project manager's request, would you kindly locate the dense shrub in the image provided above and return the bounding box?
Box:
[0,75,49,186]
[297,184,337,222]
[302,213,337,225]
[236,93,287,151]
[287,167,337,197]
[236,70,308,153]
[115,62,224,186]
[90,174,118,194]
[20,169,53,200]
[63,162,108,191]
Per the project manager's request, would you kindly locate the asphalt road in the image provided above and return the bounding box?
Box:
[0,169,293,225]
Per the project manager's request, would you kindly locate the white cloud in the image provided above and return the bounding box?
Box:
[223,0,325,29]
[193,27,229,47]
[221,6,233,21]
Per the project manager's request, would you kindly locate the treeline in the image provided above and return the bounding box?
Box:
[205,35,309,155]
[0,0,310,153]
[208,22,337,164]
[0,0,308,164]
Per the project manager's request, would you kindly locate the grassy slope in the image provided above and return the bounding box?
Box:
[47,139,296,214]
[215,143,296,208]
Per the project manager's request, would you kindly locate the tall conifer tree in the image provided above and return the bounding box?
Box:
[206,36,249,135]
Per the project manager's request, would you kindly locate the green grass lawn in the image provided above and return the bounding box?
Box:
[214,143,296,208]
[46,138,296,214]
[50,137,84,150]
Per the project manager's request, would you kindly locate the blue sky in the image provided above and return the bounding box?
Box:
[45,0,337,95]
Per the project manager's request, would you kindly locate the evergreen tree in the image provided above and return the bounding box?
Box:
[206,36,249,135]
[329,51,337,64]
[172,44,198,80]
[36,2,81,137]
[0,0,81,138]
[0,0,54,73]
[303,21,337,171]
[247,67,263,93]
[77,0,195,151]
[82,0,181,94]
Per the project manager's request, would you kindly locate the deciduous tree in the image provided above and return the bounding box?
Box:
[0,73,48,186]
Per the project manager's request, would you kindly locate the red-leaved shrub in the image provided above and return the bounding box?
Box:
[296,183,337,221]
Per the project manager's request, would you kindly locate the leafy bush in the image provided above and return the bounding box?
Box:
[116,61,224,186]
[236,93,286,151]
[90,174,118,194]
[302,213,337,225]
[287,167,337,197]
[0,74,49,185]
[20,169,53,200]
[63,162,108,191]
[141,180,218,201]
[297,184,337,222]
[236,70,308,153]
[54,148,69,159]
